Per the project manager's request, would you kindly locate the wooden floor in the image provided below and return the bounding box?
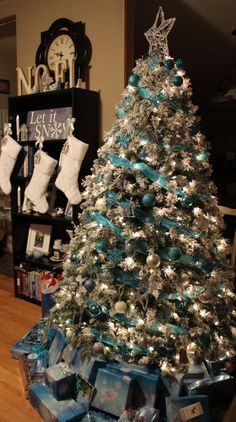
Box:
[0,273,42,421]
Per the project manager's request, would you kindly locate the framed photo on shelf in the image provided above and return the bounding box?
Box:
[26,223,52,255]
[0,79,10,94]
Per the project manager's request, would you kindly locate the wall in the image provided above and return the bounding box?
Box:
[0,54,16,108]
[0,0,125,136]
[134,0,236,107]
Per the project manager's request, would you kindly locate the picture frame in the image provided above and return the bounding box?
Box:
[26,223,52,255]
[0,79,10,94]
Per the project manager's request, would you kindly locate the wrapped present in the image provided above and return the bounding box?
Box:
[10,320,48,359]
[80,409,118,421]
[165,395,210,422]
[19,352,46,398]
[46,344,80,401]
[187,374,235,421]
[48,330,67,367]
[118,406,159,421]
[45,363,77,401]
[42,293,55,318]
[187,374,235,409]
[70,351,108,385]
[179,363,209,397]
[106,363,164,409]
[28,383,87,422]
[203,357,227,377]
[91,367,137,417]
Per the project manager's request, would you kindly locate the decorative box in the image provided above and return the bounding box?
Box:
[203,357,226,377]
[10,320,47,359]
[48,330,67,367]
[19,352,46,398]
[91,367,136,417]
[42,292,55,318]
[45,363,77,401]
[80,409,118,421]
[28,383,87,422]
[118,406,159,421]
[70,351,108,385]
[187,374,235,408]
[106,363,163,408]
[165,395,210,422]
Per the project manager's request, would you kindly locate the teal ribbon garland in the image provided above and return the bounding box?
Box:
[108,152,185,195]
[109,268,141,287]
[90,211,124,239]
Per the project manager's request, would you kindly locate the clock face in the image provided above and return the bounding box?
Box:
[47,34,76,71]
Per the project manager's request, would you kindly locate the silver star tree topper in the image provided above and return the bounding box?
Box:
[144,6,176,57]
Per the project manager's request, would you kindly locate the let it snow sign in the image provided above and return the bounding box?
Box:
[26,107,72,140]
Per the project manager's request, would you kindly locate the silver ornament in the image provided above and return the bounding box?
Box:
[114,300,128,314]
[103,172,113,184]
[146,253,161,267]
[92,342,105,354]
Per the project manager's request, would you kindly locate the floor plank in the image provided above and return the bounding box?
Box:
[0,273,42,421]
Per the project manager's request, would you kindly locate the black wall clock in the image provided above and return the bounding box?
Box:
[36,18,91,82]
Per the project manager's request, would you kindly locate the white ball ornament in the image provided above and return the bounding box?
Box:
[114,300,128,314]
[92,342,105,354]
[95,197,107,211]
[146,253,161,267]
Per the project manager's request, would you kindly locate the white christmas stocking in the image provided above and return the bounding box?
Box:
[25,150,57,213]
[55,135,88,205]
[0,135,22,194]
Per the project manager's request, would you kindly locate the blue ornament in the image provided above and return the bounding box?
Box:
[128,74,140,87]
[83,278,96,291]
[175,58,185,69]
[138,147,148,161]
[198,258,214,274]
[138,87,150,99]
[164,59,175,70]
[189,123,200,136]
[171,76,183,86]
[168,247,182,261]
[71,252,80,263]
[96,240,108,253]
[89,303,101,317]
[197,332,211,347]
[195,151,209,161]
[141,193,156,208]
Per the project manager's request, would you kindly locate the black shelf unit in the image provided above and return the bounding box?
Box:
[9,88,99,304]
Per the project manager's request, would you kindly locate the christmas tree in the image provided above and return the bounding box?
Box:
[49,7,235,375]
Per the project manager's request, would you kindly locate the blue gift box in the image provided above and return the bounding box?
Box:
[45,363,77,401]
[80,409,118,421]
[70,351,108,385]
[11,321,47,359]
[165,395,210,422]
[91,367,136,417]
[106,363,163,408]
[28,383,87,422]
[187,374,235,409]
[42,293,55,318]
[48,330,67,367]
